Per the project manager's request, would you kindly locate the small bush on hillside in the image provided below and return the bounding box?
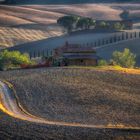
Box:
[113,22,125,30]
[0,50,32,70]
[99,21,108,28]
[112,48,136,68]
[98,59,108,66]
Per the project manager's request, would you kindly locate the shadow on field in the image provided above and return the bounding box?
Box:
[0,111,140,140]
[11,23,59,31]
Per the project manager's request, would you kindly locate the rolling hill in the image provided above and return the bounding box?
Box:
[0,3,140,66]
[0,67,140,139]
[96,38,140,66]
[2,0,140,4]
[0,3,140,49]
[0,4,121,49]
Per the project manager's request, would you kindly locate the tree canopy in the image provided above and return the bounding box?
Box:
[77,18,96,29]
[113,22,125,30]
[112,48,136,68]
[57,15,128,33]
[57,16,79,32]
[0,50,32,70]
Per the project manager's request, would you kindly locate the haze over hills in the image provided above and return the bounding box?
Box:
[0,0,140,67]
[1,0,140,4]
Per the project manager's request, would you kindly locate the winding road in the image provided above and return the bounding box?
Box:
[0,80,140,131]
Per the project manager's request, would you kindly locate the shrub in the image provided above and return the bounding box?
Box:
[99,21,108,28]
[0,50,32,70]
[98,59,108,66]
[113,22,125,30]
[112,48,136,68]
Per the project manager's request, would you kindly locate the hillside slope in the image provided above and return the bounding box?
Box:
[2,0,140,4]
[96,38,140,66]
[0,68,140,127]
[0,4,121,48]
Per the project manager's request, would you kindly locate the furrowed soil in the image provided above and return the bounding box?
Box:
[0,67,140,139]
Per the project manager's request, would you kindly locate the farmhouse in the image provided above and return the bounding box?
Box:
[53,42,99,66]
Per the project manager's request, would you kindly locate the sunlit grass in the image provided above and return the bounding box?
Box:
[0,102,14,117]
[67,65,140,74]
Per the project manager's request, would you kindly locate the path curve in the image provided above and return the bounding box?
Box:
[0,80,140,131]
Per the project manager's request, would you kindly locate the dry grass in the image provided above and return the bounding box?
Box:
[0,5,65,48]
[0,4,140,48]
[0,13,32,26]
[24,4,122,20]
[0,26,64,48]
[68,66,140,75]
[0,67,139,126]
[0,5,65,25]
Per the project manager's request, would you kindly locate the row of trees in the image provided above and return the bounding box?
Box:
[99,48,136,68]
[57,16,125,33]
[0,50,32,70]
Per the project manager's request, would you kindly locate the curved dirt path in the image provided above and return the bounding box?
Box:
[0,80,140,131]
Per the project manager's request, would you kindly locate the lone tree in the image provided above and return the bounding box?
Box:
[0,50,31,70]
[57,16,79,33]
[112,48,136,68]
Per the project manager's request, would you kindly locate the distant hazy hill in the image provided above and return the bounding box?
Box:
[2,0,139,4]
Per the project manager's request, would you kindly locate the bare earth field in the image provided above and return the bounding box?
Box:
[0,67,140,139]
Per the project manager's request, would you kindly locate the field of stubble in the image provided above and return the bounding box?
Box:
[0,67,140,140]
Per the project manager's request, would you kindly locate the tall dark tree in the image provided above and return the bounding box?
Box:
[57,16,79,32]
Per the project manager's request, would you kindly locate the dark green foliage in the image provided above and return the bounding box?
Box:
[57,15,127,32]
[57,16,96,32]
[57,16,79,32]
[98,21,109,28]
[77,18,96,29]
[120,10,130,20]
[98,59,108,66]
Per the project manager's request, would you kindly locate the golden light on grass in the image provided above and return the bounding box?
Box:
[67,66,140,75]
[0,102,14,117]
